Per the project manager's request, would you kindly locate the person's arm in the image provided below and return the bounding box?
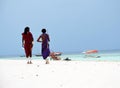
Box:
[37,35,42,42]
[31,33,34,46]
[31,33,34,42]
[22,35,24,47]
[47,34,50,42]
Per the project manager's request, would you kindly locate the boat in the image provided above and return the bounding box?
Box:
[50,52,62,56]
[82,50,98,54]
[82,50,101,58]
[35,54,42,57]
[35,52,62,57]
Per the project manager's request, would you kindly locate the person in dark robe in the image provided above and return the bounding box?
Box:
[37,28,50,64]
[22,27,34,64]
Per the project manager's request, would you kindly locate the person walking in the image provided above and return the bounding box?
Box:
[22,27,34,64]
[37,28,50,64]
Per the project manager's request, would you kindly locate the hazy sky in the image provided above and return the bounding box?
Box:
[0,0,120,56]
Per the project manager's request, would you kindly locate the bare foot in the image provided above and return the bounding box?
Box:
[27,61,29,64]
[46,60,49,64]
[30,61,33,64]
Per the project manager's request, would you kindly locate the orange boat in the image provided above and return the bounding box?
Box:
[83,50,100,58]
[83,50,98,54]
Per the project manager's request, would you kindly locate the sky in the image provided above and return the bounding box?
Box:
[0,0,120,56]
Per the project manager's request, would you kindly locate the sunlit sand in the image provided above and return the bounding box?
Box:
[0,59,120,88]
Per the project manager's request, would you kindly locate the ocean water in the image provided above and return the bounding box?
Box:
[1,50,120,61]
[61,50,120,61]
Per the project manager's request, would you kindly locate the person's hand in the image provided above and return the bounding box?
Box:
[22,44,24,48]
[37,40,42,42]
[37,40,40,42]
[32,41,34,44]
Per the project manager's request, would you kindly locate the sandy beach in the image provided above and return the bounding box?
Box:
[0,59,120,88]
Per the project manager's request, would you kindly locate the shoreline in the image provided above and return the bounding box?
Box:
[1,59,120,62]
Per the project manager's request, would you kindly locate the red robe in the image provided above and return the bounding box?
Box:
[22,32,34,57]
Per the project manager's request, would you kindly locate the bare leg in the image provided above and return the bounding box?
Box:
[26,57,29,64]
[27,58,30,64]
[29,57,32,64]
[45,58,49,64]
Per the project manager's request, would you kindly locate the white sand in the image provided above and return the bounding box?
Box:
[0,59,120,88]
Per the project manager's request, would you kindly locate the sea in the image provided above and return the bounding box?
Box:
[1,49,120,61]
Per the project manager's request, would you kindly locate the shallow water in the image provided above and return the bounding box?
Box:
[61,50,120,61]
[1,50,120,61]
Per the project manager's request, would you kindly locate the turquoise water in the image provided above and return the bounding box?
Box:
[61,50,120,61]
[1,50,120,61]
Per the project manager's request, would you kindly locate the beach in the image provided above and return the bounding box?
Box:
[0,59,120,88]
